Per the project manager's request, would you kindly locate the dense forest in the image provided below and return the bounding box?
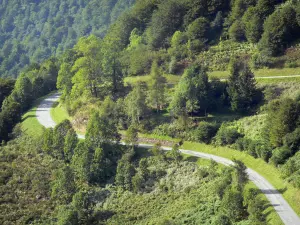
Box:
[2,0,300,224]
[0,0,135,78]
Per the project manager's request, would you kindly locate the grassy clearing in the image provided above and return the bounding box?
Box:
[125,68,300,86]
[21,106,45,137]
[124,74,180,86]
[50,100,71,124]
[182,141,300,216]
[21,92,56,136]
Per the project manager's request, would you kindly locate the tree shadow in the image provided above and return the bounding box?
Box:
[21,115,36,122]
[260,187,287,195]
[184,156,199,163]
[90,210,115,222]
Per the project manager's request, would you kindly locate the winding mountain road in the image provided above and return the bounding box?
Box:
[36,93,300,225]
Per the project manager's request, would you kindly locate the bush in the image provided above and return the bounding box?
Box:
[251,53,275,69]
[286,61,299,68]
[270,146,291,166]
[153,121,190,139]
[233,138,272,162]
[283,128,300,155]
[188,122,219,144]
[214,124,242,146]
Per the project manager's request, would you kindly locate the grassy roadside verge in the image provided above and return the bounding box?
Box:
[21,92,56,136]
[50,100,71,124]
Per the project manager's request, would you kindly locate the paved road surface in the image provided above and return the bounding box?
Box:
[36,93,300,225]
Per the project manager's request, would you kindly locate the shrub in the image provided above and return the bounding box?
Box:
[283,128,300,155]
[251,53,274,69]
[214,124,242,146]
[287,173,300,189]
[188,122,219,144]
[233,138,272,162]
[286,62,299,68]
[270,146,291,166]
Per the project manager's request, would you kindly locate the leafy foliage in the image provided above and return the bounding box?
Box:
[0,0,134,77]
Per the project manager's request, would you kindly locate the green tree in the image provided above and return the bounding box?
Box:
[229,20,245,42]
[71,142,91,183]
[90,147,105,183]
[51,166,76,204]
[151,142,165,160]
[232,160,248,191]
[115,153,135,190]
[266,98,300,147]
[125,125,139,148]
[0,100,21,142]
[169,144,182,164]
[86,111,121,148]
[0,78,15,107]
[259,3,300,56]
[72,191,92,223]
[170,64,210,116]
[227,59,259,112]
[147,61,167,112]
[42,128,54,154]
[56,205,79,225]
[124,82,148,124]
[168,31,188,60]
[71,35,104,98]
[64,128,78,163]
[147,0,185,48]
[186,17,209,53]
[101,36,124,98]
[247,196,267,224]
[221,189,246,222]
[53,120,73,159]
[242,7,263,43]
[13,75,32,110]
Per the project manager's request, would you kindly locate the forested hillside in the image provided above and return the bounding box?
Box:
[2,0,300,224]
[0,0,134,78]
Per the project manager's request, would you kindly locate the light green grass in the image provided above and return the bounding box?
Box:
[124,74,180,86]
[256,76,300,84]
[21,92,56,136]
[125,68,300,86]
[255,68,300,77]
[182,141,300,217]
[209,68,300,79]
[139,133,181,142]
[21,106,44,137]
[50,101,71,124]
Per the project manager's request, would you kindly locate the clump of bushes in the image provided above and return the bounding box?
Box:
[153,121,219,144]
[234,138,272,162]
[213,123,242,146]
[187,122,219,144]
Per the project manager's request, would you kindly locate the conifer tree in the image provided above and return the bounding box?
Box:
[147,61,167,112]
